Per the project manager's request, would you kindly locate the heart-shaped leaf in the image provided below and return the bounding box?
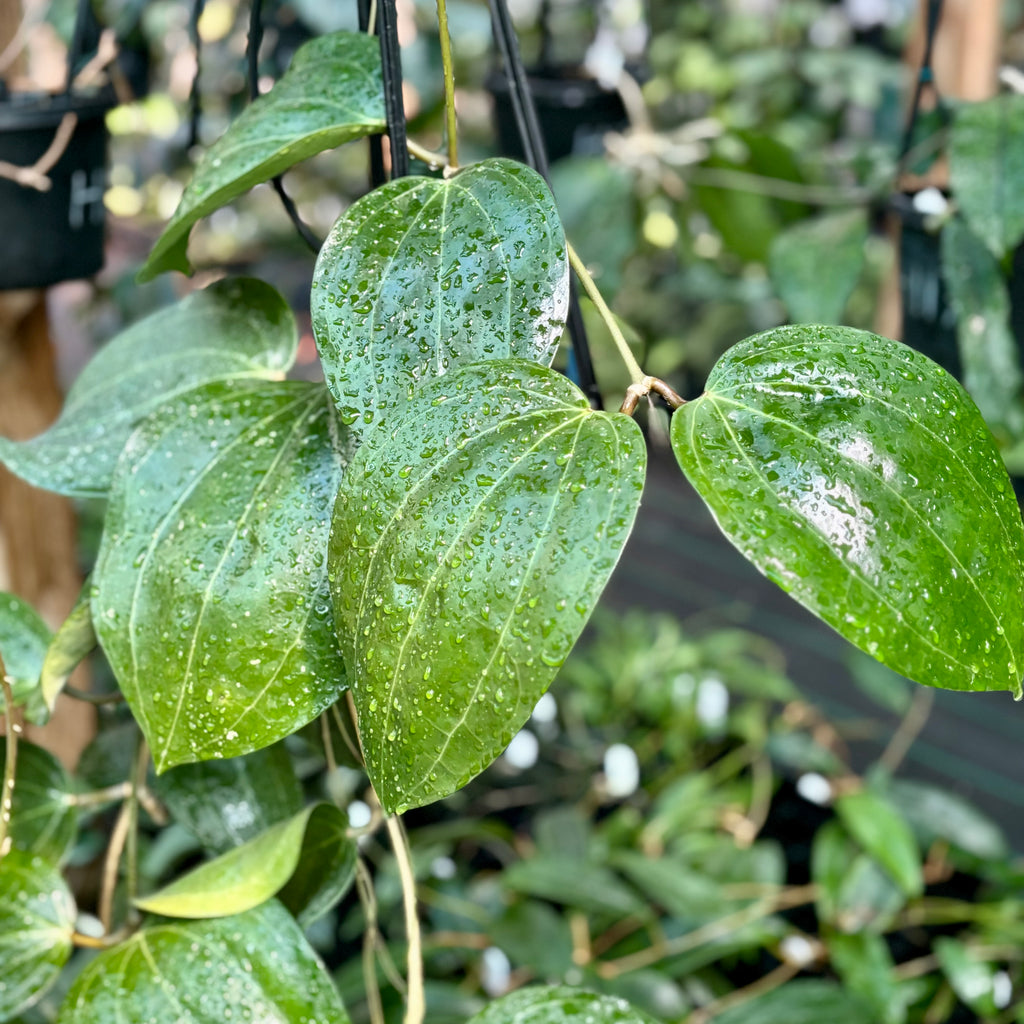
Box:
[949,93,1024,258]
[139,31,385,280]
[155,743,303,854]
[0,592,51,720]
[135,802,355,925]
[467,987,660,1024]
[93,380,351,772]
[39,582,97,715]
[330,360,645,812]
[0,738,77,865]
[671,325,1024,695]
[0,279,297,497]
[312,158,568,434]
[56,901,350,1024]
[0,849,76,1021]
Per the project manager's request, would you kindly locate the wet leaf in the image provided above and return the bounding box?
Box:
[0,279,297,498]
[135,803,354,923]
[93,380,351,772]
[671,324,1024,695]
[769,209,867,324]
[949,93,1024,257]
[712,980,873,1024]
[155,743,304,854]
[140,31,385,280]
[0,592,51,720]
[467,986,660,1024]
[329,361,645,812]
[56,900,349,1024]
[312,159,568,435]
[39,582,96,715]
[0,849,76,1021]
[0,738,77,865]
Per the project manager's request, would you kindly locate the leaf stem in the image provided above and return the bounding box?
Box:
[355,859,387,1024]
[386,814,425,1024]
[0,654,17,861]
[567,242,644,386]
[435,0,459,168]
[407,139,449,169]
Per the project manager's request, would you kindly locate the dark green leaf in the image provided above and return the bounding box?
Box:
[712,980,874,1024]
[835,855,907,933]
[941,215,1024,444]
[835,789,922,897]
[949,94,1024,257]
[0,593,51,719]
[501,858,649,919]
[828,931,904,1024]
[155,743,304,854]
[0,849,75,1021]
[56,900,349,1024]
[466,986,659,1024]
[812,819,856,927]
[139,31,385,280]
[769,210,867,324]
[934,937,999,1016]
[135,803,354,922]
[0,279,297,497]
[312,160,568,435]
[488,902,574,977]
[93,380,350,772]
[0,738,77,865]
[613,850,736,921]
[329,361,645,811]
[671,324,1024,695]
[39,582,96,715]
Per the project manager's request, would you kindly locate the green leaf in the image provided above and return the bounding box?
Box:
[834,854,907,934]
[671,324,1024,695]
[312,159,568,435]
[613,850,736,921]
[0,849,76,1021]
[835,789,922,897]
[711,980,874,1024]
[135,803,354,923]
[139,31,385,280]
[155,743,304,854]
[466,986,660,1024]
[949,93,1024,258]
[769,209,867,324]
[39,582,96,715]
[934,937,999,1016]
[941,215,1024,444]
[93,380,351,772]
[56,900,349,1024]
[0,279,298,497]
[501,857,650,919]
[329,360,645,811]
[828,932,904,1024]
[0,738,77,865]
[0,593,51,719]
[489,901,575,977]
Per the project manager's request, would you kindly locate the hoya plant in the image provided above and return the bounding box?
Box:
[0,8,1023,1024]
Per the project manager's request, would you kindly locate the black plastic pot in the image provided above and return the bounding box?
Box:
[488,67,628,163]
[0,88,115,290]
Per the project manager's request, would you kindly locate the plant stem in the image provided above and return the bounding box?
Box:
[125,741,149,907]
[877,686,933,775]
[435,0,458,168]
[386,814,425,1024]
[355,859,387,1024]
[0,654,17,861]
[567,243,644,386]
[689,961,800,1024]
[407,139,448,169]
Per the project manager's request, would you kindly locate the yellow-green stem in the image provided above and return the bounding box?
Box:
[0,654,16,861]
[567,242,645,386]
[435,0,459,168]
[386,814,424,1024]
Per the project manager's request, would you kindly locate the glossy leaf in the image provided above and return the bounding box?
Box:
[712,980,873,1024]
[671,325,1024,695]
[56,900,349,1024]
[0,849,76,1021]
[155,743,303,854]
[941,215,1024,444]
[0,592,51,719]
[139,31,385,280]
[835,789,922,897]
[93,380,351,772]
[312,159,569,434]
[949,94,1024,257]
[329,360,645,812]
[0,279,297,497]
[0,738,77,865]
[467,986,659,1024]
[769,209,867,324]
[39,582,96,715]
[135,803,354,923]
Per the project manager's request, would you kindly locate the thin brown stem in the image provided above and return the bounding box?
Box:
[688,961,801,1024]
[64,684,124,706]
[72,925,135,950]
[878,686,933,775]
[619,375,686,416]
[386,815,424,1024]
[356,859,387,1024]
[99,798,133,932]
[321,711,339,775]
[332,701,363,765]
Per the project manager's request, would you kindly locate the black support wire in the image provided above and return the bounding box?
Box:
[377,0,410,179]
[187,0,205,146]
[897,0,946,177]
[488,0,602,409]
[247,0,320,252]
[357,0,388,187]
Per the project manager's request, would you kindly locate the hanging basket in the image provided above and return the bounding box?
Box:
[0,87,115,290]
